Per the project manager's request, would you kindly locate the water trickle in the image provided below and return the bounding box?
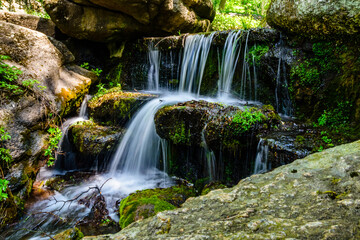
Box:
[179,32,215,95]
[218,30,242,98]
[55,95,91,170]
[253,139,269,174]
[148,43,161,91]
[240,31,250,99]
[275,36,293,116]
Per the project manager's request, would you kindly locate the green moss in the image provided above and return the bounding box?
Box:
[53,227,84,240]
[118,185,196,228]
[231,107,266,134]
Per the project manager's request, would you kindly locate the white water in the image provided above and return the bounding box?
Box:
[253,139,269,174]
[109,94,195,176]
[179,33,215,95]
[218,30,242,98]
[55,95,91,170]
[148,43,161,91]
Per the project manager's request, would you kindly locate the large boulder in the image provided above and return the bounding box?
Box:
[84,140,360,239]
[0,10,56,37]
[43,0,215,42]
[0,20,93,227]
[267,0,360,38]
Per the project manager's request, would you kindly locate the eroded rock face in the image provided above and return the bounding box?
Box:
[44,0,215,42]
[84,140,360,239]
[0,20,94,227]
[267,0,360,38]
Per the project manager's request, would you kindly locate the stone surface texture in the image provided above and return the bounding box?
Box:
[84,140,360,239]
[44,0,215,42]
[267,0,360,37]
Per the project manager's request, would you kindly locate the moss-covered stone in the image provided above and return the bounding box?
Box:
[53,227,84,240]
[267,0,360,38]
[118,184,196,229]
[85,140,360,239]
[88,89,157,126]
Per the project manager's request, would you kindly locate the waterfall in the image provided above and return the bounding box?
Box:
[148,43,161,91]
[218,30,242,98]
[253,139,269,174]
[179,32,215,95]
[55,95,90,170]
[275,36,293,116]
[108,95,192,176]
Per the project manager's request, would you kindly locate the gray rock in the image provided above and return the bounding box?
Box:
[267,0,360,38]
[84,140,360,239]
[44,0,215,42]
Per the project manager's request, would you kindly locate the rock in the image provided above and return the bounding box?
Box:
[53,227,84,240]
[0,20,93,227]
[83,140,360,239]
[118,184,196,229]
[0,10,56,37]
[88,89,157,127]
[77,195,120,236]
[267,0,360,38]
[62,121,123,171]
[44,0,215,42]
[155,101,280,183]
[0,0,46,15]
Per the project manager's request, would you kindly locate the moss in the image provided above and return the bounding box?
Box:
[88,89,156,126]
[118,184,196,228]
[53,227,84,240]
[201,182,227,195]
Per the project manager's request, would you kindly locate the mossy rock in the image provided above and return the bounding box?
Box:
[53,227,84,240]
[118,184,196,229]
[205,104,280,151]
[200,182,227,195]
[155,100,236,146]
[88,89,157,126]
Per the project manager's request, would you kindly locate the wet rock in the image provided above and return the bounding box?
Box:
[77,195,120,236]
[53,227,84,240]
[0,19,94,228]
[88,89,157,127]
[84,140,360,239]
[63,121,123,171]
[267,0,360,38]
[0,0,46,14]
[155,101,280,184]
[118,184,196,229]
[45,171,95,192]
[44,0,215,42]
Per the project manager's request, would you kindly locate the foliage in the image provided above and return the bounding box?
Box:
[290,42,345,93]
[0,55,46,96]
[44,127,62,167]
[211,13,260,31]
[232,108,266,133]
[212,0,270,16]
[80,62,103,77]
[247,44,269,64]
[0,126,11,201]
[314,101,352,130]
[210,0,270,30]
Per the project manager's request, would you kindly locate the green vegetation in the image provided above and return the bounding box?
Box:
[44,127,62,167]
[0,55,46,96]
[80,62,103,77]
[119,185,196,228]
[0,126,11,201]
[210,0,270,30]
[232,108,266,133]
[247,44,269,64]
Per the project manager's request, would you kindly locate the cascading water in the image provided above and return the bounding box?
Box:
[147,43,161,91]
[55,95,91,170]
[179,32,215,95]
[275,35,293,116]
[218,30,242,98]
[253,139,269,174]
